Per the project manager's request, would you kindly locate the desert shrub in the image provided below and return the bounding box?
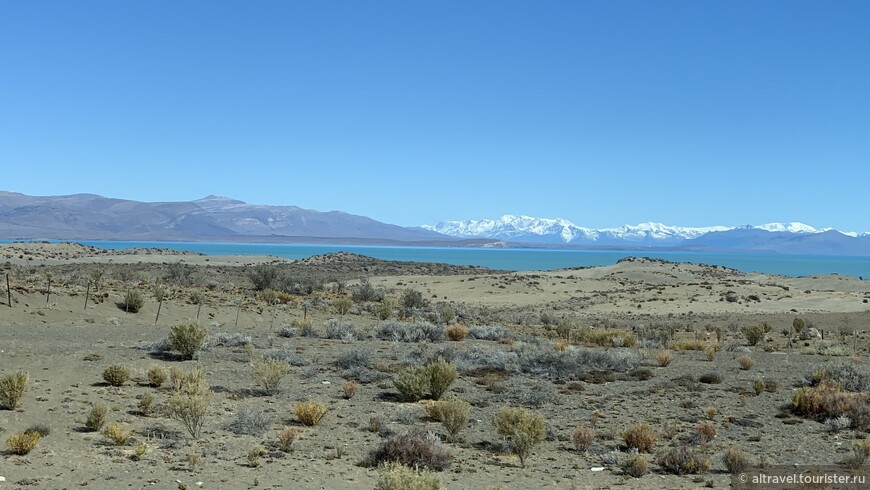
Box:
[669,339,707,351]
[376,462,441,490]
[446,324,470,341]
[86,403,108,432]
[394,367,430,402]
[574,328,637,347]
[847,439,870,468]
[793,317,806,334]
[372,429,452,471]
[102,364,130,387]
[623,455,649,478]
[0,370,28,410]
[294,401,327,426]
[427,358,457,400]
[634,324,675,348]
[434,398,470,440]
[352,279,384,303]
[147,365,168,387]
[738,357,754,370]
[402,290,426,310]
[138,394,155,416]
[6,431,40,455]
[277,426,301,452]
[723,446,750,474]
[376,322,446,343]
[168,368,214,439]
[248,265,280,291]
[434,303,456,324]
[572,426,594,452]
[741,323,769,346]
[228,405,275,436]
[169,322,207,360]
[469,325,514,341]
[704,345,718,361]
[336,349,372,370]
[103,423,133,446]
[251,357,290,395]
[279,325,299,337]
[452,346,520,375]
[202,332,251,349]
[658,446,711,474]
[808,363,870,393]
[494,407,547,467]
[342,381,359,399]
[514,344,644,381]
[622,422,657,453]
[120,289,145,313]
[825,415,852,432]
[325,319,363,342]
[793,381,868,420]
[655,351,673,367]
[753,379,765,395]
[696,421,717,444]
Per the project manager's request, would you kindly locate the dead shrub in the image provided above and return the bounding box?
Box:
[372,429,452,471]
[572,426,594,452]
[277,426,301,452]
[294,401,327,426]
[655,351,673,367]
[0,370,29,410]
[622,422,657,453]
[6,430,40,455]
[446,324,469,341]
[658,446,711,474]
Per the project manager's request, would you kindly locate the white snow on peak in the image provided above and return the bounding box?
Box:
[755,222,821,234]
[422,216,866,244]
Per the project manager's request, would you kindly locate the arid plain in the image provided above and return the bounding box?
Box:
[2,242,870,489]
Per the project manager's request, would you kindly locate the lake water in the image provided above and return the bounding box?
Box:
[37,240,869,279]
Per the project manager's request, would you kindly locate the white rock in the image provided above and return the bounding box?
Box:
[590,467,605,472]
[321,381,331,385]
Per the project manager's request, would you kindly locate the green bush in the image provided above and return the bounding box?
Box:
[0,370,28,410]
[169,321,207,360]
[741,323,770,346]
[427,358,457,400]
[395,367,430,402]
[168,368,214,439]
[434,398,470,441]
[120,289,145,313]
[102,364,130,387]
[493,407,547,467]
[86,403,108,432]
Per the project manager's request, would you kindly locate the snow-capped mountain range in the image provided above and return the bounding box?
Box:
[422,215,869,246]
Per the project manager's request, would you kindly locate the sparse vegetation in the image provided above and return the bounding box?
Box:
[493,407,547,467]
[169,321,208,360]
[372,429,452,471]
[103,423,133,446]
[623,454,649,478]
[376,462,441,490]
[85,403,108,432]
[447,324,470,341]
[622,422,657,453]
[427,358,457,400]
[228,405,275,436]
[168,367,214,439]
[723,446,750,474]
[655,351,673,367]
[658,446,711,474]
[277,426,301,452]
[572,426,594,452]
[251,356,290,395]
[739,356,754,370]
[7,430,40,455]
[120,289,145,313]
[147,365,168,387]
[294,401,328,426]
[0,370,28,410]
[741,323,770,346]
[432,398,470,440]
[102,364,130,386]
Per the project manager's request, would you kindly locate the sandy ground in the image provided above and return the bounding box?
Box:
[1,243,870,489]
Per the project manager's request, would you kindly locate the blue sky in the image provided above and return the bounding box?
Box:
[1,1,868,230]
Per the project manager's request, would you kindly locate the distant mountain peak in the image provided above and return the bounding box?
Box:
[423,215,867,248]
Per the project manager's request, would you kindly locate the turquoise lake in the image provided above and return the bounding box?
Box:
[26,241,867,279]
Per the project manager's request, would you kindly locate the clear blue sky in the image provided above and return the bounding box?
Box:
[2,1,868,230]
